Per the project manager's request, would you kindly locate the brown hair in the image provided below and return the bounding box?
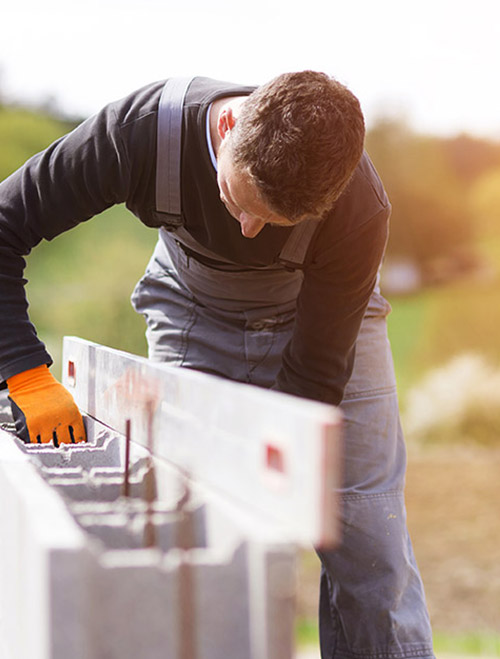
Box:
[228,71,365,221]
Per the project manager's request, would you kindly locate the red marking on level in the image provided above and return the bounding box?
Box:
[266,444,285,474]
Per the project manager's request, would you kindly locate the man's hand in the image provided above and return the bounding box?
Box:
[6,365,86,445]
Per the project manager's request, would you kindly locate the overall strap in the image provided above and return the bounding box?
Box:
[155,76,195,228]
[277,219,322,270]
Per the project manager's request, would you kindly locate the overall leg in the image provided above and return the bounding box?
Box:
[316,295,434,659]
[132,247,434,658]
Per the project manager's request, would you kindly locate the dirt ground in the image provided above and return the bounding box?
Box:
[405,446,500,633]
[297,445,500,634]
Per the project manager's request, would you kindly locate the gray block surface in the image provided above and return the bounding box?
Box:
[0,424,298,659]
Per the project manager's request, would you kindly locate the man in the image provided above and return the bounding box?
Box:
[0,71,435,658]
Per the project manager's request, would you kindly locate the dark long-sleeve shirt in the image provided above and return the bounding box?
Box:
[0,76,390,404]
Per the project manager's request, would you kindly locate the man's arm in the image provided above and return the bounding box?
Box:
[0,84,160,442]
[0,81,164,387]
[275,205,390,405]
[0,106,133,381]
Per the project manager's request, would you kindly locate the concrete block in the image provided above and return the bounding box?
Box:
[0,430,89,659]
[87,549,178,659]
[23,430,123,471]
[0,424,300,659]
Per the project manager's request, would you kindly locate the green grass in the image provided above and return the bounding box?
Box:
[386,238,500,405]
[0,105,74,181]
[433,631,500,656]
[296,618,319,647]
[386,290,433,398]
[296,622,500,657]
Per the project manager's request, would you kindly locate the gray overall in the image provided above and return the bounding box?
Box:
[131,79,435,659]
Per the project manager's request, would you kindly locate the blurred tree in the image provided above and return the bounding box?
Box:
[469,167,500,238]
[366,118,474,278]
[0,107,69,182]
[0,65,4,107]
[442,133,500,185]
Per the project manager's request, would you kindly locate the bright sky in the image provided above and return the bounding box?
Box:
[2,0,500,138]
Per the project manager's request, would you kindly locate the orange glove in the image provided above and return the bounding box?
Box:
[6,365,86,445]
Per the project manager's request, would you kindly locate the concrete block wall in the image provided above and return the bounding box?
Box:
[0,408,297,659]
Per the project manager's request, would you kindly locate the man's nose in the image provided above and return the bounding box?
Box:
[239,214,265,238]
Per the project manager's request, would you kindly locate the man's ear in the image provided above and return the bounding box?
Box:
[218,106,236,140]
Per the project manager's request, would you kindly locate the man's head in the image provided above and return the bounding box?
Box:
[216,70,365,236]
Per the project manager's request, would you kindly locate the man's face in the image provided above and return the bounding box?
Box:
[217,146,294,239]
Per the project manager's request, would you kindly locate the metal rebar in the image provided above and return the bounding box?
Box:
[122,419,131,497]
[146,398,155,456]
[177,476,196,659]
[143,400,157,549]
